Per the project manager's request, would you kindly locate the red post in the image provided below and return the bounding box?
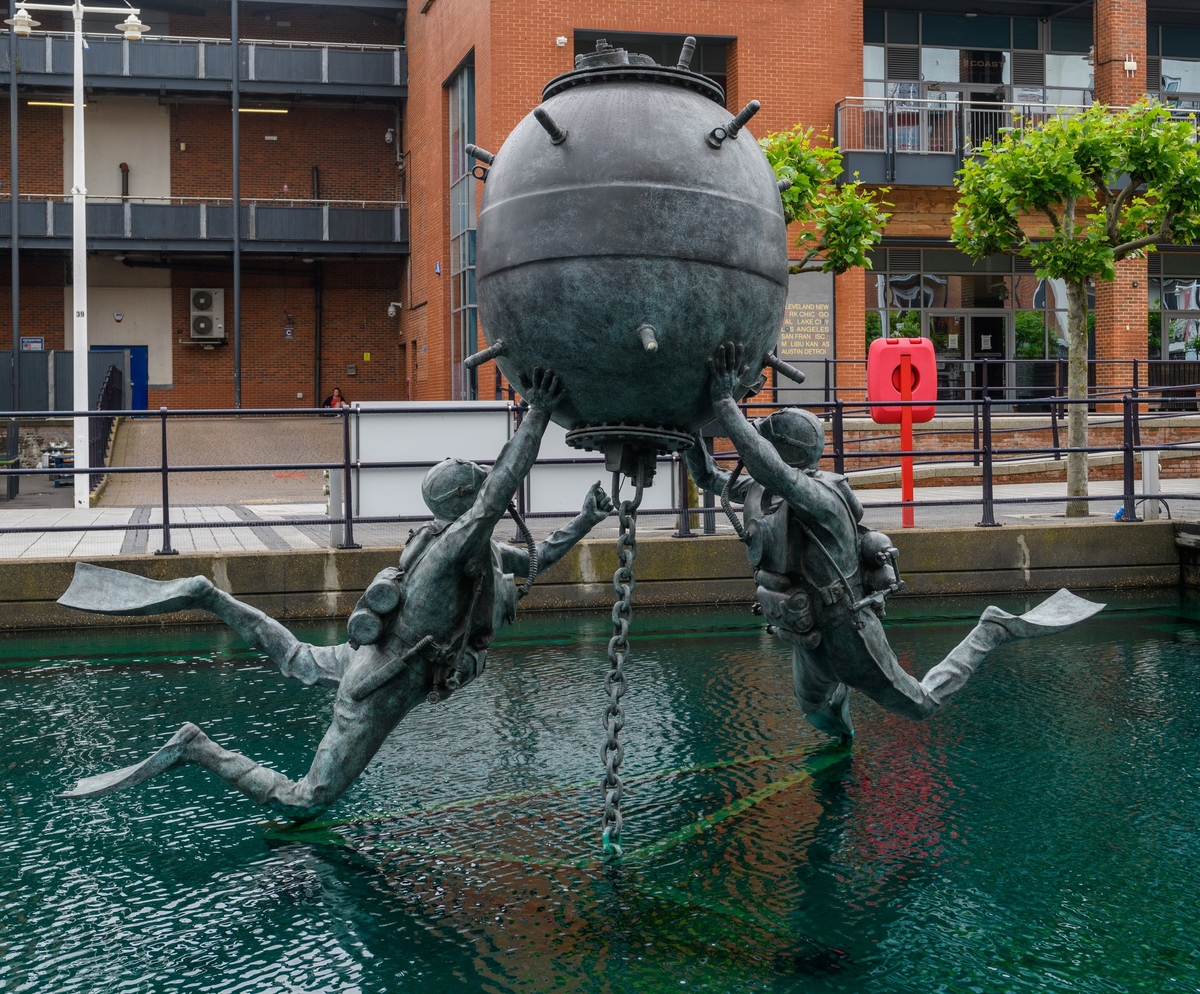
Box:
[900,352,914,528]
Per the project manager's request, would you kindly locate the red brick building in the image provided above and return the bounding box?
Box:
[3,0,1198,410]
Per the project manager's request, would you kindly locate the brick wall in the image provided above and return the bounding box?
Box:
[170,104,400,203]
[156,259,403,409]
[0,106,64,195]
[406,0,863,401]
[1093,0,1145,106]
[0,254,67,350]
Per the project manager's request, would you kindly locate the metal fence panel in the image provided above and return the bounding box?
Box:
[4,36,46,72]
[129,40,199,78]
[131,203,200,239]
[54,350,71,410]
[256,206,322,241]
[205,43,232,79]
[17,201,45,236]
[53,202,72,236]
[0,351,48,411]
[328,207,392,242]
[86,203,123,238]
[253,45,322,82]
[327,48,392,84]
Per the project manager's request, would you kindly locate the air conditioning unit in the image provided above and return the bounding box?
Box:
[190,288,225,341]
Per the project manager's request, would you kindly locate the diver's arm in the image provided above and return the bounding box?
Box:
[443,368,563,560]
[708,344,827,519]
[500,481,613,577]
[684,433,752,504]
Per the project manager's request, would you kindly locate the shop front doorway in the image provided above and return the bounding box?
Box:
[927,312,1012,408]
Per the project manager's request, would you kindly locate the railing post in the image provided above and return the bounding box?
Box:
[1132,358,1141,448]
[976,395,999,527]
[338,405,361,549]
[972,399,980,468]
[1121,393,1137,523]
[1050,395,1061,460]
[833,399,845,476]
[672,453,694,538]
[701,435,716,534]
[823,357,830,419]
[154,407,177,555]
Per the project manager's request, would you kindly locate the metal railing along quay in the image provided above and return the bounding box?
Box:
[0,393,1198,556]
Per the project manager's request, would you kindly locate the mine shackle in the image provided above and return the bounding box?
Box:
[533,107,569,145]
[777,178,793,193]
[676,35,696,70]
[707,100,761,148]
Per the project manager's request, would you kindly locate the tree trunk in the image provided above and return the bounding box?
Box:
[1065,278,1090,517]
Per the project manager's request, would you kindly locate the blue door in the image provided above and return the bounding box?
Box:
[92,345,149,410]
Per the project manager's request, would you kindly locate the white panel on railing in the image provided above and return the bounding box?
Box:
[526,419,676,514]
[350,401,512,519]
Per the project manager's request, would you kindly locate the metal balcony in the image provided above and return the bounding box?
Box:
[2,33,406,97]
[0,197,409,254]
[834,96,1097,185]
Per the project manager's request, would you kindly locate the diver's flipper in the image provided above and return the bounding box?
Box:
[60,723,199,798]
[58,562,209,616]
[982,588,1105,639]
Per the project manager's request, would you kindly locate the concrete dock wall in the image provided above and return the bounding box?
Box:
[0,519,1192,631]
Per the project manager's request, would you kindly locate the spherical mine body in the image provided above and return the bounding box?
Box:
[476,52,788,438]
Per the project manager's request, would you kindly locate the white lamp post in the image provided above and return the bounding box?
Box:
[6,0,147,507]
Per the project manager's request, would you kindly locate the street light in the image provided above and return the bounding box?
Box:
[6,1,147,507]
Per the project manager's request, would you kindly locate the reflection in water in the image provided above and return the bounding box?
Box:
[3,597,1200,992]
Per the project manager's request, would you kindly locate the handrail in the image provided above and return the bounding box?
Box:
[11,194,405,208]
[21,30,405,53]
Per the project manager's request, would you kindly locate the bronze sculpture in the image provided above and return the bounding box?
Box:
[687,343,1104,739]
[58,369,613,821]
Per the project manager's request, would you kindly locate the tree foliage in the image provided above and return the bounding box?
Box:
[952,101,1200,281]
[759,126,891,275]
[951,100,1200,514]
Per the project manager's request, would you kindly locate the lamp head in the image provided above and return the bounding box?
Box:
[117,12,148,41]
[5,8,40,37]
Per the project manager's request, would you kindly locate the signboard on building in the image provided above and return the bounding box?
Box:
[19,337,43,352]
[777,271,833,405]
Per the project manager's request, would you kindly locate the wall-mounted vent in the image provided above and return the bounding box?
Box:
[1147,57,1161,91]
[890,248,921,271]
[886,46,919,81]
[1011,52,1045,87]
[1147,252,1162,276]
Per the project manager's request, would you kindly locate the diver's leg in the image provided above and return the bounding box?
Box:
[792,645,855,740]
[62,657,433,819]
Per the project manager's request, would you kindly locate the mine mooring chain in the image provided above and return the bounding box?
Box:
[601,471,643,858]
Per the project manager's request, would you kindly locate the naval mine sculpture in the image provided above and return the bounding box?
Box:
[56,38,1101,848]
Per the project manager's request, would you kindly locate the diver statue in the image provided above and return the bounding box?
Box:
[686,343,1104,740]
[58,368,613,821]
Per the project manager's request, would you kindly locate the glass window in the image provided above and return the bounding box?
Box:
[864,45,885,80]
[1165,316,1200,359]
[865,9,885,44]
[886,310,922,337]
[1015,311,1047,358]
[1161,278,1200,311]
[1147,24,1160,57]
[1046,54,1092,88]
[448,64,478,400]
[1013,18,1038,51]
[1160,59,1200,94]
[1050,19,1092,54]
[1162,25,1200,59]
[887,10,919,45]
[866,311,883,345]
[922,13,1009,50]
[921,47,960,83]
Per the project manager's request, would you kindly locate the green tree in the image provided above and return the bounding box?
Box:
[759,126,891,275]
[952,101,1200,515]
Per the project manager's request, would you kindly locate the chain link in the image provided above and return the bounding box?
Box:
[602,470,642,858]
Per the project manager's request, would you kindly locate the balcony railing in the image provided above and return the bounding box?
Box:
[1,33,406,88]
[835,96,1101,159]
[0,196,408,247]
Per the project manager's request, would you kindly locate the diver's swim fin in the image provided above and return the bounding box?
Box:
[60,723,200,798]
[58,562,208,616]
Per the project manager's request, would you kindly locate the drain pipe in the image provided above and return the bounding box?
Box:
[313,261,324,406]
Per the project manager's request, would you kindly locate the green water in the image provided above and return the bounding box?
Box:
[3,593,1200,992]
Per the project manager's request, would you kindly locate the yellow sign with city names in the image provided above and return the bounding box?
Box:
[780,300,832,359]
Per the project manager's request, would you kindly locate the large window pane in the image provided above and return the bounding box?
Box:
[864,45,885,80]
[921,47,960,83]
[1160,59,1200,95]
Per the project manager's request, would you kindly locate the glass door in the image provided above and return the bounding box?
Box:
[929,314,966,403]
[969,313,1009,402]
